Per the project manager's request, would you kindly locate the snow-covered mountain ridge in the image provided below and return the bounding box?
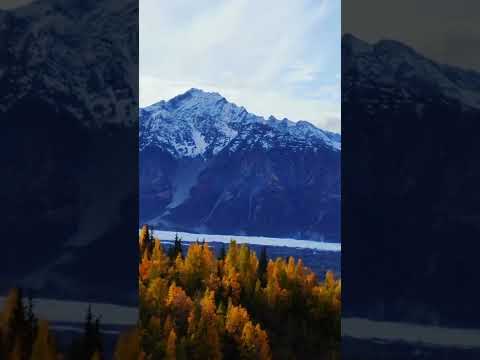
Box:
[343,34,480,111]
[140,88,340,158]
[0,0,139,303]
[0,0,138,126]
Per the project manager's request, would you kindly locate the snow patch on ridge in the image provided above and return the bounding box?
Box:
[191,128,207,156]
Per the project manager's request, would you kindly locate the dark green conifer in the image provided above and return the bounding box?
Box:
[219,244,226,260]
[258,247,268,284]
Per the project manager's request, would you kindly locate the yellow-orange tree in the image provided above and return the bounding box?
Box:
[139,225,340,360]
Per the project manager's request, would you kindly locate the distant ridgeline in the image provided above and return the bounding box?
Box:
[138,225,341,360]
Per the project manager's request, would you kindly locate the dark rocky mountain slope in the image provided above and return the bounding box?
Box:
[342,34,480,327]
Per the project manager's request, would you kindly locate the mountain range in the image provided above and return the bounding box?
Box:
[0,0,138,125]
[140,88,341,242]
[0,0,138,304]
[342,34,480,327]
[7,0,480,324]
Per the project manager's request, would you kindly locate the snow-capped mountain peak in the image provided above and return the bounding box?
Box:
[140,89,341,241]
[140,89,341,158]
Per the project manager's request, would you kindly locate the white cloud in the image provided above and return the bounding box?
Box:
[140,0,341,132]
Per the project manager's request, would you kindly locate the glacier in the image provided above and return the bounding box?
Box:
[152,230,341,252]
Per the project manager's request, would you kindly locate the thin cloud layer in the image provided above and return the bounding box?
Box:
[140,0,341,132]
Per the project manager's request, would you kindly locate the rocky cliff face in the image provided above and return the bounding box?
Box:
[0,0,138,126]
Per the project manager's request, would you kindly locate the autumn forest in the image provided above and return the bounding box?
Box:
[0,226,340,360]
[139,225,341,360]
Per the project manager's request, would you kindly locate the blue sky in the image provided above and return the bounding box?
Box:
[140,0,341,132]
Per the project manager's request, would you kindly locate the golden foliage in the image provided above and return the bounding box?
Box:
[91,351,101,360]
[165,329,177,360]
[114,327,141,360]
[138,228,340,359]
[225,304,250,342]
[31,320,57,360]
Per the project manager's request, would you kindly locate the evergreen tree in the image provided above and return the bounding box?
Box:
[219,244,226,260]
[84,305,94,353]
[69,306,104,360]
[94,316,104,357]
[258,247,268,285]
[148,226,155,254]
[168,233,183,260]
[25,293,37,359]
